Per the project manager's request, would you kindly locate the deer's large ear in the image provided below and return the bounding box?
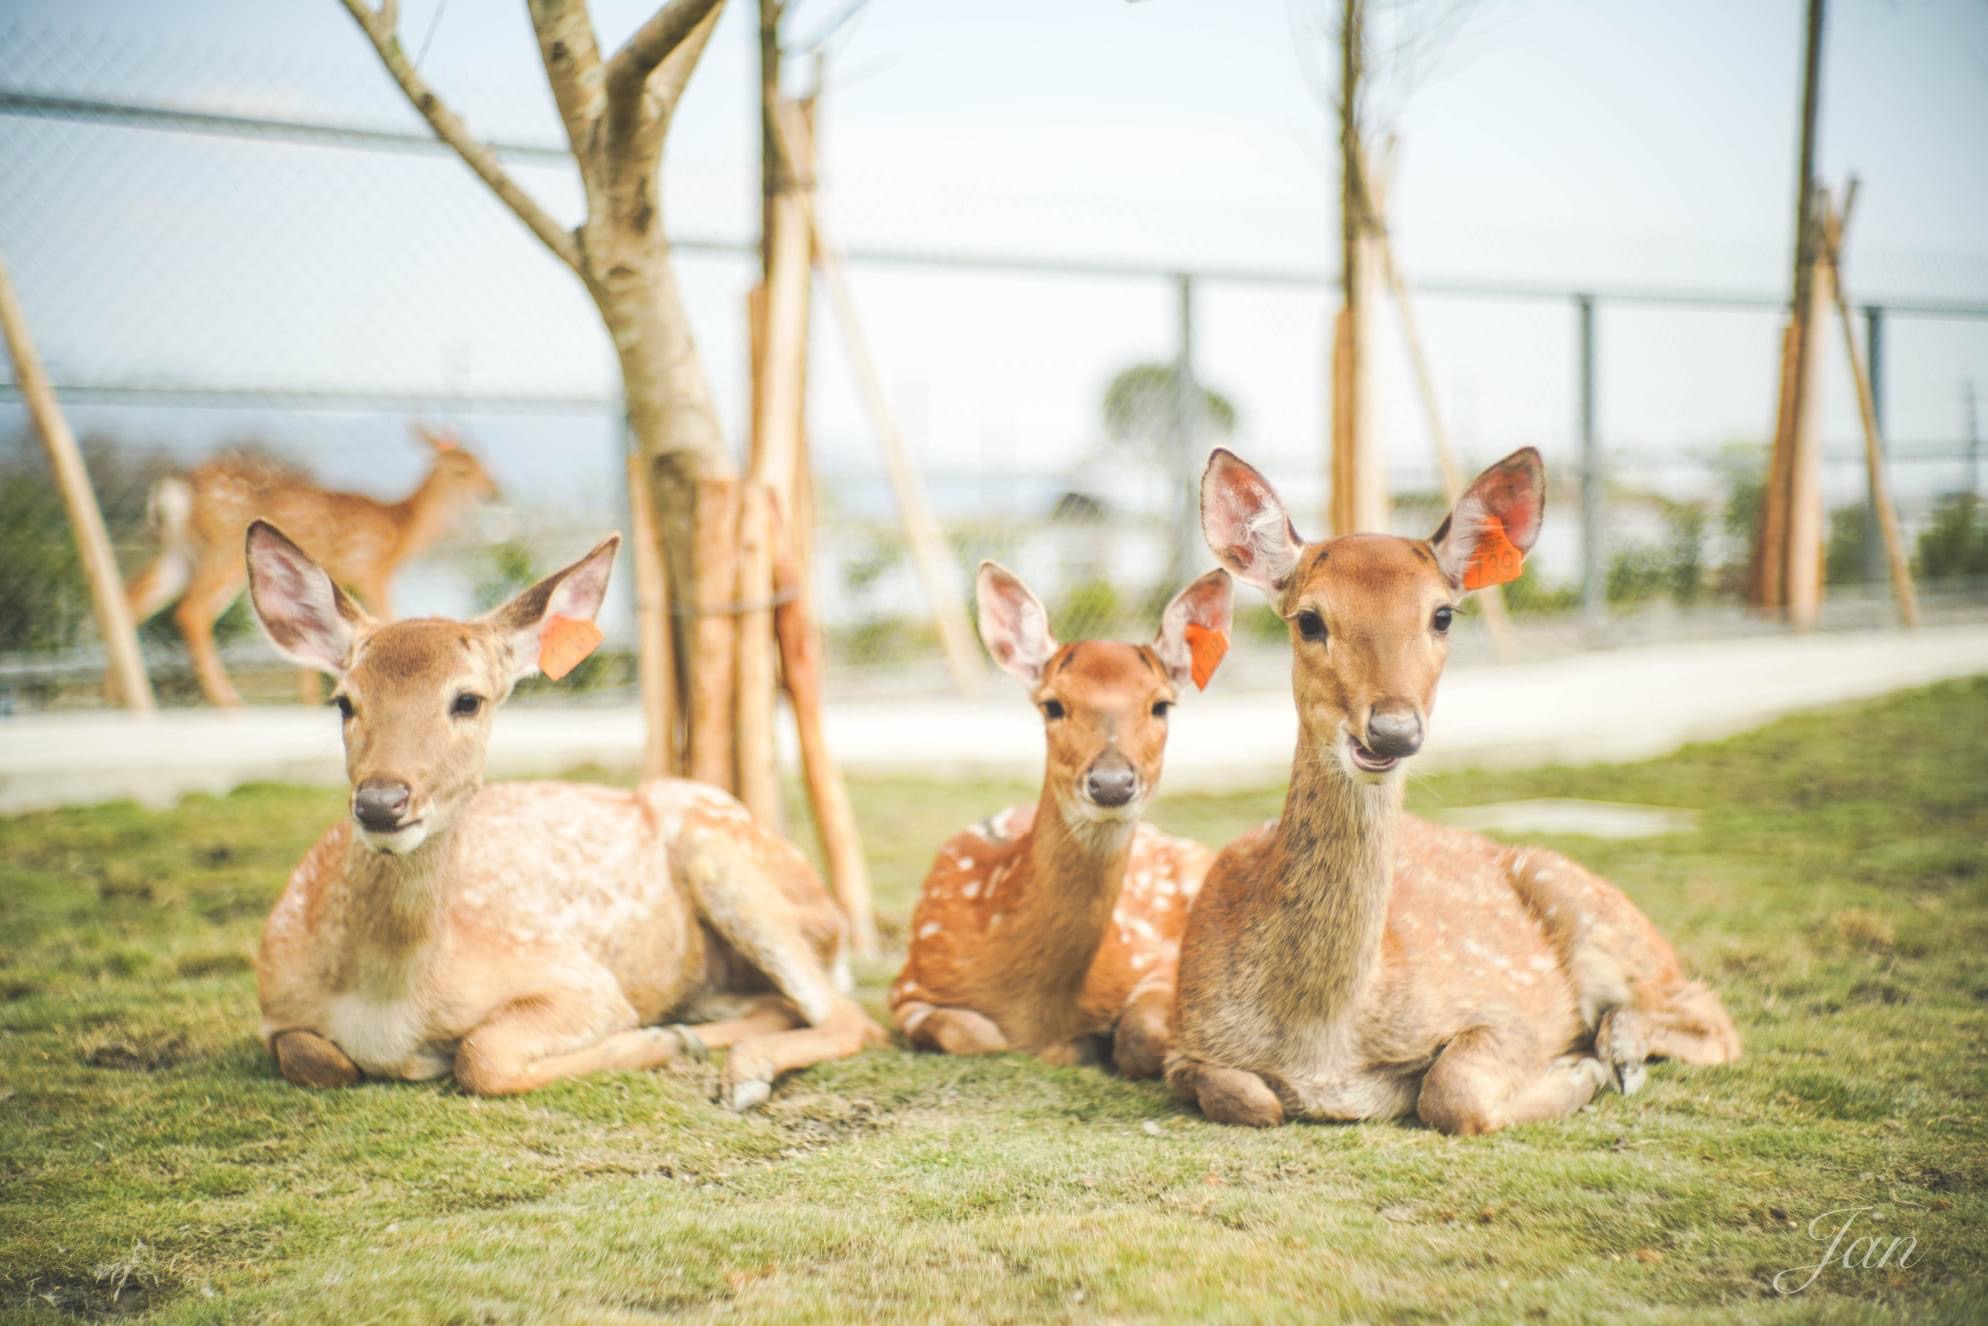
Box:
[1153,568,1234,691]
[1201,448,1304,599]
[245,520,370,677]
[1431,447,1546,592]
[485,534,619,684]
[976,561,1057,685]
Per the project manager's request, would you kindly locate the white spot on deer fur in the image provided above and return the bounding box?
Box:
[958,856,975,871]
[918,922,941,939]
[1529,955,1556,972]
[1131,953,1151,969]
[962,879,981,899]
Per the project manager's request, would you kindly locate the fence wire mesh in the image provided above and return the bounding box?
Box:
[3,24,1986,711]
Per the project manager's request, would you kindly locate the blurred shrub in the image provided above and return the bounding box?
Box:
[1053,577,1119,641]
[1825,504,1874,586]
[1500,562,1579,616]
[1916,494,1988,581]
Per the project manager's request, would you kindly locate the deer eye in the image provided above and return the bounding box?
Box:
[451,693,485,719]
[1433,606,1454,634]
[332,695,354,720]
[1295,610,1327,642]
[1151,700,1172,719]
[1040,699,1066,720]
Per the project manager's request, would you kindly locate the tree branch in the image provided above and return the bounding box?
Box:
[338,0,582,272]
[606,0,726,103]
[527,0,607,174]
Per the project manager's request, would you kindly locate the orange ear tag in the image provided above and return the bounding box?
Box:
[538,614,603,680]
[1183,622,1229,691]
[1462,516,1525,591]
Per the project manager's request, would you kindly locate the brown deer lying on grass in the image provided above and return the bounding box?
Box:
[126,424,497,706]
[891,561,1232,1077]
[1168,448,1739,1133]
[245,521,882,1106]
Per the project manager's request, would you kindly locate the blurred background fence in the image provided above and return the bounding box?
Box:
[4,25,1987,710]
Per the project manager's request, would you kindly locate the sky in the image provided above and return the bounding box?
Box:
[1,0,1985,612]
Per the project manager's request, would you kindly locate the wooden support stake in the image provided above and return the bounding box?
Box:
[1755,319,1800,613]
[1785,239,1831,632]
[688,477,740,793]
[1820,190,1919,628]
[627,450,679,777]
[0,256,154,713]
[772,503,877,955]
[734,482,781,826]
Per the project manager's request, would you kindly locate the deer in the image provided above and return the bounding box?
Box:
[890,561,1233,1078]
[1168,448,1740,1133]
[243,519,883,1107]
[126,424,498,707]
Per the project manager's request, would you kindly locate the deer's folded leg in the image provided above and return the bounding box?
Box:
[1167,1057,1285,1128]
[272,1029,361,1089]
[454,991,679,1096]
[718,1002,885,1112]
[1112,976,1174,1080]
[1417,1020,1606,1135]
[898,1003,1010,1056]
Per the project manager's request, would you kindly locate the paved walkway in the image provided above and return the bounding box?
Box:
[3,623,1984,814]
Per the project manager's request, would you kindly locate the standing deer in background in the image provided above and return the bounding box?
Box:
[245,521,882,1106]
[126,424,497,706]
[891,562,1233,1078]
[1169,448,1739,1132]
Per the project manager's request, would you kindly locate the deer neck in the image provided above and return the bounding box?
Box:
[988,784,1139,1036]
[1266,732,1402,1018]
[391,469,466,561]
[339,824,454,953]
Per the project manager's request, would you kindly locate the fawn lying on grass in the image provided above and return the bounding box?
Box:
[1168,448,1740,1132]
[891,562,1233,1077]
[128,424,496,707]
[246,521,882,1106]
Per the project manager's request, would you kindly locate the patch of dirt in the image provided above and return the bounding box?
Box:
[1848,979,1910,1005]
[174,952,250,980]
[79,1035,189,1072]
[0,982,36,1002]
[17,1272,175,1320]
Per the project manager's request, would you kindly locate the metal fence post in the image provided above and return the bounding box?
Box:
[1171,273,1199,587]
[1578,294,1602,621]
[1861,305,1886,582]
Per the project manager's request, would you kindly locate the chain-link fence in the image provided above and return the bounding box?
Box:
[4,25,1987,711]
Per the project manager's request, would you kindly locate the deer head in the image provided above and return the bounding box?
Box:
[246,521,619,855]
[1201,446,1544,782]
[412,423,500,505]
[977,561,1232,833]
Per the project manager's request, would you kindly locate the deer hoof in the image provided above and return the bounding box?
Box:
[722,1077,772,1112]
[667,1024,709,1063]
[1595,1009,1648,1095]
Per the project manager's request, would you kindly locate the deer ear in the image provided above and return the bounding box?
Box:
[976,561,1057,685]
[484,534,619,684]
[1431,447,1546,592]
[413,422,459,453]
[245,520,370,676]
[1153,569,1234,691]
[1201,448,1304,599]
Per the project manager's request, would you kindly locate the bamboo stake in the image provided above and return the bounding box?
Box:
[1784,195,1832,632]
[734,481,782,825]
[1755,319,1800,613]
[1820,189,1919,627]
[627,449,678,777]
[0,256,153,713]
[688,477,740,792]
[772,502,877,955]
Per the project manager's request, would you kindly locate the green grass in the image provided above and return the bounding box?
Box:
[4,680,1987,1323]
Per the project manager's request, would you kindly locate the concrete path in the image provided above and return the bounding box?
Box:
[3,622,1983,814]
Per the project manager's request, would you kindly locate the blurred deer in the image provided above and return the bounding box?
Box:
[126,424,497,706]
[245,521,882,1105]
[891,562,1232,1078]
[1169,448,1740,1132]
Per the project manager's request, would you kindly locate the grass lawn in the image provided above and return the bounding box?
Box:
[3,678,1986,1323]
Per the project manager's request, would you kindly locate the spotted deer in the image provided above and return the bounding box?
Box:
[890,562,1233,1077]
[126,424,498,707]
[1168,448,1740,1132]
[245,520,882,1106]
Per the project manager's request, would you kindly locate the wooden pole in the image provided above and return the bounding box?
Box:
[0,256,154,713]
[810,238,984,697]
[772,504,877,955]
[1820,188,1919,627]
[688,476,740,792]
[734,481,782,824]
[1756,319,1800,613]
[1785,202,1831,632]
[1329,0,1386,537]
[1357,149,1514,652]
[627,448,678,777]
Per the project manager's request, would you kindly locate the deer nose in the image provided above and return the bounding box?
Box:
[1084,758,1139,808]
[1364,707,1424,759]
[353,779,412,832]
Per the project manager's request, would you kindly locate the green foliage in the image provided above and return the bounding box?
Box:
[1496,560,1580,616]
[1824,503,1875,587]
[1052,577,1120,640]
[1916,493,1988,581]
[1100,362,1238,447]
[472,540,542,613]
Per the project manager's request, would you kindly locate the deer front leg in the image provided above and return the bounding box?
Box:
[174,557,246,707]
[453,992,685,1097]
[719,1003,883,1112]
[1416,1021,1608,1135]
[272,1029,360,1089]
[1167,1056,1286,1127]
[896,1002,1011,1056]
[1112,976,1174,1080]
